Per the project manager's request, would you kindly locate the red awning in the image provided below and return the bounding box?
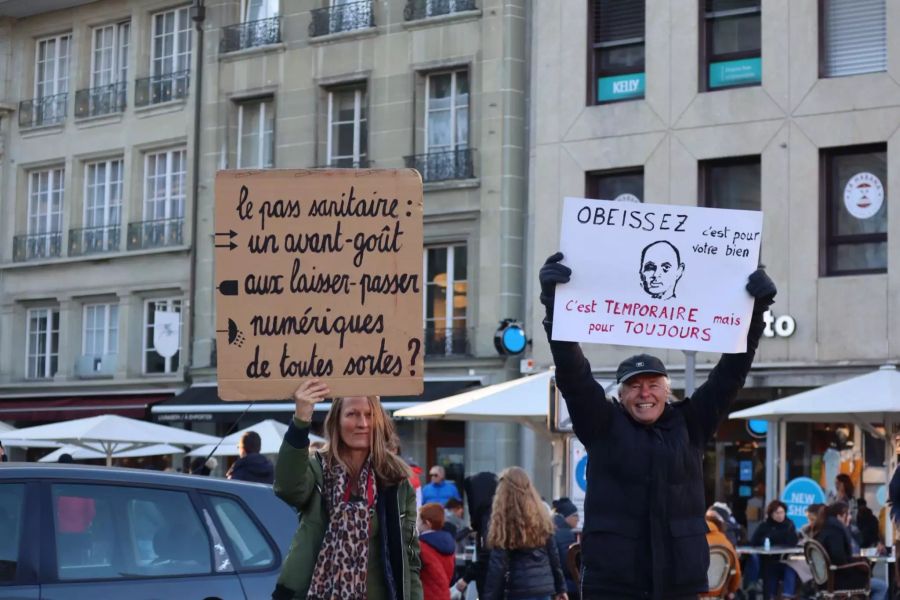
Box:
[0,395,173,422]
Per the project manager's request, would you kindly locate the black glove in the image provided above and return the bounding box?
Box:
[746,267,776,310]
[539,252,571,318]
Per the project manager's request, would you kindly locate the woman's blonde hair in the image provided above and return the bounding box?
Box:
[321,395,411,485]
[487,466,555,550]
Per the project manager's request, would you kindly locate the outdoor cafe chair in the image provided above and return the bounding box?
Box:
[804,539,871,599]
[566,542,581,584]
[704,544,737,599]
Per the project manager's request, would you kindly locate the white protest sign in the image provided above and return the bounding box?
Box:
[553,197,763,353]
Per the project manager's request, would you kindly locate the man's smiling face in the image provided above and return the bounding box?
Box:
[620,373,668,425]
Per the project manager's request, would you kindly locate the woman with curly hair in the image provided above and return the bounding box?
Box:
[482,467,568,600]
[272,379,422,600]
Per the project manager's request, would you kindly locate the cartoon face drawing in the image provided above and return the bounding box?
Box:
[639,241,685,300]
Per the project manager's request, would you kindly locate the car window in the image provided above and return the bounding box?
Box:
[0,483,24,582]
[205,495,275,569]
[51,483,212,580]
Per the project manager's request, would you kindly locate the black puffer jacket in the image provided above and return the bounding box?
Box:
[482,536,566,600]
[548,306,766,599]
[815,517,869,590]
[750,516,798,547]
[227,453,274,484]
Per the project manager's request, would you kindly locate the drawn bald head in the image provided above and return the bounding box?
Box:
[639,241,684,300]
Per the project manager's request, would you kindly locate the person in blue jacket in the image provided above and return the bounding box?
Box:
[539,252,776,599]
[422,465,461,506]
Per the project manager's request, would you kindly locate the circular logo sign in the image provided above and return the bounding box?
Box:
[780,477,826,528]
[843,172,884,220]
[575,455,588,492]
[614,193,641,203]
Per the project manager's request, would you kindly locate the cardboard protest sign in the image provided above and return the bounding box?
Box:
[553,197,763,353]
[215,169,424,400]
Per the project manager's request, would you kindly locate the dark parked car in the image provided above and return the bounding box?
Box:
[0,463,296,599]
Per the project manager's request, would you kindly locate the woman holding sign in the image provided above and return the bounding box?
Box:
[272,379,422,600]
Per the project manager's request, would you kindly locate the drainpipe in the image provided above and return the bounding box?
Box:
[186,0,206,380]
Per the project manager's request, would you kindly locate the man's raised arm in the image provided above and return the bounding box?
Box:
[540,252,610,445]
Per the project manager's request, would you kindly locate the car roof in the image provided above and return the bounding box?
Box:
[0,462,271,494]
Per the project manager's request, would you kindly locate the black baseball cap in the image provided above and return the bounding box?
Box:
[616,354,668,383]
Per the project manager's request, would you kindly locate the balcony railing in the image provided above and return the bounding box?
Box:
[316,157,371,168]
[13,232,63,262]
[425,324,470,357]
[69,224,121,256]
[404,0,477,20]
[135,70,190,107]
[127,218,184,250]
[310,0,373,37]
[75,82,127,118]
[404,148,475,182]
[18,93,68,128]
[221,16,281,53]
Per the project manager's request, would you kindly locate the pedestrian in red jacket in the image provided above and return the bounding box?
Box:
[418,502,456,600]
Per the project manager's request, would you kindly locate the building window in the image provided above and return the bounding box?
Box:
[589,0,645,104]
[700,157,760,210]
[143,299,182,374]
[152,7,191,77]
[426,70,468,155]
[821,0,886,78]
[28,33,71,126]
[327,85,367,168]
[92,22,130,88]
[144,148,186,222]
[702,0,761,90]
[244,0,279,21]
[424,245,467,356]
[25,167,65,259]
[237,98,275,168]
[585,167,644,202]
[823,144,887,275]
[79,159,123,253]
[26,308,59,379]
[83,303,119,357]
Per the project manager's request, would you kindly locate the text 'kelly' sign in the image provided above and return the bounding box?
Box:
[553,197,763,353]
[215,169,424,400]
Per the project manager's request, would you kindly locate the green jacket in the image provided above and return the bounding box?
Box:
[272,419,423,600]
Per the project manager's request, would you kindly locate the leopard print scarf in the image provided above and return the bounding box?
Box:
[307,456,377,600]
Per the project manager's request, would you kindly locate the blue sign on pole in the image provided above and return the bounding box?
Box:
[575,455,588,492]
[781,477,826,528]
[597,72,645,102]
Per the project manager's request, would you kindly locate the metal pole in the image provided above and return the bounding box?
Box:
[683,350,696,397]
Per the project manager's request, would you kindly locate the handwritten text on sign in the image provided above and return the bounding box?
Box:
[553,198,763,353]
[215,170,424,400]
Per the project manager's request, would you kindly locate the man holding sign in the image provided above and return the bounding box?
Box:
[538,201,776,599]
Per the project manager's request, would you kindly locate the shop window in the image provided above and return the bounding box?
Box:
[821,0,886,78]
[700,157,760,210]
[702,0,761,91]
[585,167,644,202]
[589,0,645,104]
[822,144,887,275]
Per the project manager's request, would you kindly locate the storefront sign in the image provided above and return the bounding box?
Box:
[553,198,763,353]
[781,477,826,528]
[843,172,884,219]
[597,72,645,102]
[762,310,796,338]
[709,57,762,89]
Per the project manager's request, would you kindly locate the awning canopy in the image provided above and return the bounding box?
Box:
[152,380,482,422]
[394,371,554,425]
[39,443,185,462]
[729,365,900,424]
[0,393,172,422]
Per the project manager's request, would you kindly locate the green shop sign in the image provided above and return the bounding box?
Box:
[597,73,645,102]
[709,57,761,89]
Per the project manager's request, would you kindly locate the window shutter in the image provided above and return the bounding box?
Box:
[594,0,645,44]
[823,0,886,77]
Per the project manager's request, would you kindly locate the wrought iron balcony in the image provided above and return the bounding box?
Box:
[13,232,63,262]
[316,157,371,168]
[404,0,477,20]
[18,93,68,128]
[134,70,190,107]
[404,148,475,182]
[69,224,121,256]
[309,0,373,37]
[424,324,470,357]
[127,218,184,250]
[75,82,127,118]
[220,16,281,53]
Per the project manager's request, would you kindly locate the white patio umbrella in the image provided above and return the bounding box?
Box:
[187,419,325,457]
[39,443,185,463]
[394,370,554,427]
[0,422,62,448]
[0,414,219,465]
